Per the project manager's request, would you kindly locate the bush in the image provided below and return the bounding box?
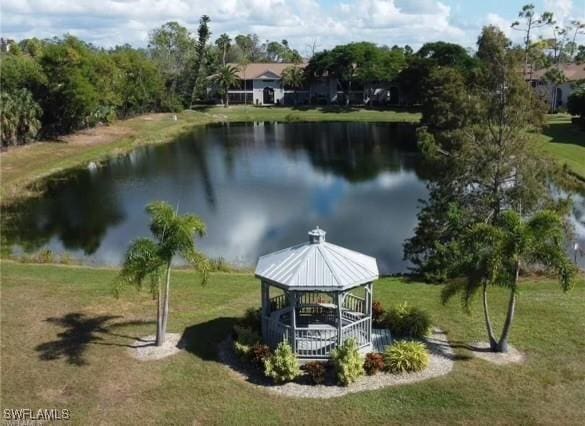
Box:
[372,300,385,326]
[239,308,262,334]
[249,343,272,368]
[302,361,327,385]
[331,338,364,386]
[264,342,301,383]
[384,302,431,339]
[384,340,430,374]
[233,341,251,360]
[233,325,260,346]
[363,352,385,375]
[567,85,585,118]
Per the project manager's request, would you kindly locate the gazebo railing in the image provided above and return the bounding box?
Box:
[264,316,292,348]
[269,294,288,313]
[341,316,371,348]
[297,305,337,325]
[294,326,337,358]
[343,293,366,314]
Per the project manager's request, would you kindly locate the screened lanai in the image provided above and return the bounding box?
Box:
[255,227,380,358]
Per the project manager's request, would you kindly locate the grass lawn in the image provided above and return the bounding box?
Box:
[537,114,585,181]
[0,106,419,206]
[1,261,584,425]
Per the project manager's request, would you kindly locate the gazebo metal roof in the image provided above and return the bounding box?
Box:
[255,227,379,291]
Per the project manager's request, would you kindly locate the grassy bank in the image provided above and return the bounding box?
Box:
[538,114,585,181]
[1,261,583,424]
[0,106,419,206]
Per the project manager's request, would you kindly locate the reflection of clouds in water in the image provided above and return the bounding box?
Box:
[375,171,415,190]
[27,122,585,274]
[571,193,585,268]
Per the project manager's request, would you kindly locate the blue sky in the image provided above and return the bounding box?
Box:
[1,1,583,53]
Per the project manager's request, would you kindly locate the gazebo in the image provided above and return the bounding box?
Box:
[255,227,379,358]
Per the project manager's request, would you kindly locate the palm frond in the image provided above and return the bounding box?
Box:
[118,237,164,293]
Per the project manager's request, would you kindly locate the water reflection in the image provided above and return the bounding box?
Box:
[4,122,583,272]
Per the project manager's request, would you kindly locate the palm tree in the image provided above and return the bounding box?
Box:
[442,210,575,353]
[212,65,239,108]
[281,65,305,105]
[215,33,231,66]
[0,89,41,146]
[1,92,18,146]
[115,201,210,346]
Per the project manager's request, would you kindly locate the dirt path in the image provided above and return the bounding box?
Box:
[0,114,174,205]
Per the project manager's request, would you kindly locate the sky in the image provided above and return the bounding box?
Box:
[1,0,584,55]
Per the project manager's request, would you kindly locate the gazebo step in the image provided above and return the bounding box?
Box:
[372,328,393,353]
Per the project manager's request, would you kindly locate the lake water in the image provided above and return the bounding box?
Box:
[3,122,584,273]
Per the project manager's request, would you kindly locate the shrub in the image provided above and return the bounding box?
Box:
[331,338,364,386]
[239,308,262,333]
[384,340,430,374]
[233,325,260,346]
[567,84,585,119]
[302,361,327,385]
[249,343,272,368]
[372,300,385,326]
[264,342,301,383]
[384,302,431,339]
[233,341,251,360]
[363,352,385,375]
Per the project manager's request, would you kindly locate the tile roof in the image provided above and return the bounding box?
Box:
[528,63,585,81]
[227,62,306,80]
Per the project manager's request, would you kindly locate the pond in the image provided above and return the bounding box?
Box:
[3,122,584,273]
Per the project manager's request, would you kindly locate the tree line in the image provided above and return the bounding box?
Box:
[0,16,303,146]
[1,4,584,146]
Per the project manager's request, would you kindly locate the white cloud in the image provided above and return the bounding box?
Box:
[544,0,574,24]
[485,12,514,38]
[2,0,581,52]
[0,0,469,51]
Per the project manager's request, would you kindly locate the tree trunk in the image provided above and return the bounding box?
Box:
[224,90,229,108]
[482,284,498,351]
[496,263,519,353]
[155,277,164,346]
[159,261,172,346]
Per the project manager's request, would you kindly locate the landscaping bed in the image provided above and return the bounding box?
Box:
[217,328,455,398]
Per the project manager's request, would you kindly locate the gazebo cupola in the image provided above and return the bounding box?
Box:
[255,227,379,358]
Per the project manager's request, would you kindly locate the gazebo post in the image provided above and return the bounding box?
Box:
[261,280,268,342]
[289,291,297,353]
[367,282,373,343]
[336,291,344,346]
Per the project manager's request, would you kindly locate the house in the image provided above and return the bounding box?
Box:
[209,62,402,106]
[225,63,308,106]
[0,38,15,53]
[210,62,338,106]
[526,64,585,110]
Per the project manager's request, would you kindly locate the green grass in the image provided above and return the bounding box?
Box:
[1,261,584,425]
[537,114,585,181]
[0,106,419,206]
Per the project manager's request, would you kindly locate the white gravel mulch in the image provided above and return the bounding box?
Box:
[217,328,455,399]
[128,333,182,361]
[468,342,525,365]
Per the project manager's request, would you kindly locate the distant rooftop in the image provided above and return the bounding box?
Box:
[528,63,585,81]
[227,62,306,80]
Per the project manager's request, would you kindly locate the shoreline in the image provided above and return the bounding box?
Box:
[0,106,420,207]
